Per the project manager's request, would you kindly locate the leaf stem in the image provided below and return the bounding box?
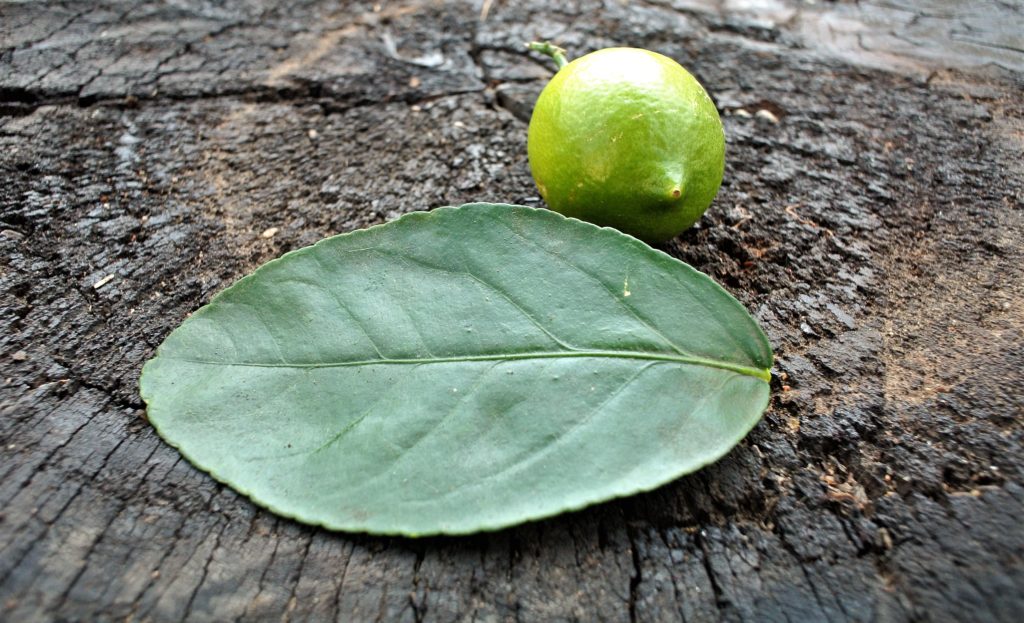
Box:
[526,41,570,70]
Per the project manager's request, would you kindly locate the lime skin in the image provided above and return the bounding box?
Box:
[527,48,725,243]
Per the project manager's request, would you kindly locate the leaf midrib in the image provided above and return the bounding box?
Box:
[161,350,772,381]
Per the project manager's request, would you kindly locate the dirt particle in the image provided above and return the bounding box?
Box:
[879,528,893,550]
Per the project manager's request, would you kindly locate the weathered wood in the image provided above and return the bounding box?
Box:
[1,1,1022,621]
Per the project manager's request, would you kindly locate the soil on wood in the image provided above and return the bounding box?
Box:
[1,1,1022,621]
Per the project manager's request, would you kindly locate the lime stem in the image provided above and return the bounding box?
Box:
[526,41,569,70]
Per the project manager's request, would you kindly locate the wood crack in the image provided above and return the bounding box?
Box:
[179,517,229,623]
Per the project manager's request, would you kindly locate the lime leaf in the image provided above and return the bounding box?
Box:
[140,203,773,536]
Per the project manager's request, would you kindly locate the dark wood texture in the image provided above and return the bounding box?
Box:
[2,1,1022,621]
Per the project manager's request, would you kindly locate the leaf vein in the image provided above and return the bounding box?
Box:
[312,364,424,456]
[332,360,505,498]
[488,215,696,358]
[159,350,770,381]
[370,247,578,352]
[309,251,387,359]
[412,361,660,504]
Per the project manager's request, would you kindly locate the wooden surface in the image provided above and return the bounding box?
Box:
[2,1,1022,621]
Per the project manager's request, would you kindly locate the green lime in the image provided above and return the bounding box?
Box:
[527,46,725,243]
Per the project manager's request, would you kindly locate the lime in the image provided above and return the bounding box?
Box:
[527,46,725,243]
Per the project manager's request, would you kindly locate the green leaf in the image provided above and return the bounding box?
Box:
[140,203,773,536]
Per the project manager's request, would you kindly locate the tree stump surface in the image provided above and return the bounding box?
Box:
[2,1,1022,621]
